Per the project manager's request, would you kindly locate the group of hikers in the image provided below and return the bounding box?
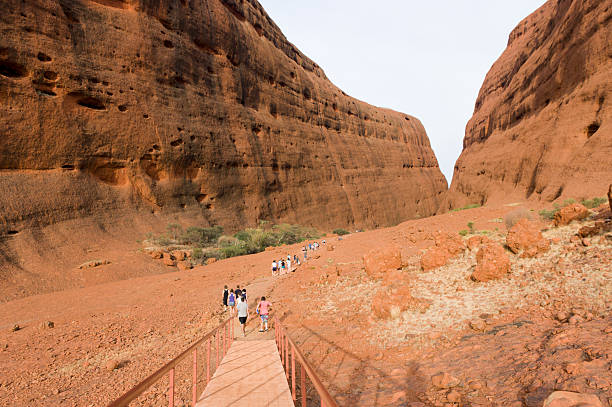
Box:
[222,285,272,335]
[221,240,327,336]
[270,240,326,276]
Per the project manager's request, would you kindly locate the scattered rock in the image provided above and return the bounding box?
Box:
[554,203,590,226]
[469,319,486,331]
[431,372,460,389]
[171,250,187,261]
[206,257,217,265]
[506,219,550,257]
[471,243,511,282]
[105,359,120,371]
[555,312,568,322]
[467,235,490,251]
[162,255,176,267]
[11,324,21,332]
[177,261,192,271]
[371,286,413,319]
[78,259,111,269]
[434,232,466,256]
[363,245,402,278]
[421,246,451,271]
[446,389,461,403]
[42,321,54,329]
[542,391,603,407]
[150,250,163,259]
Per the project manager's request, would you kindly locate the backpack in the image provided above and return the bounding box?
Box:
[229,293,235,303]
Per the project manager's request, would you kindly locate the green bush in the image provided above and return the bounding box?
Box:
[581,197,607,209]
[180,226,223,246]
[467,221,474,233]
[220,244,248,258]
[333,228,350,236]
[451,203,481,212]
[458,230,468,236]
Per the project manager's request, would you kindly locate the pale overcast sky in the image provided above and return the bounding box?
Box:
[258,0,547,184]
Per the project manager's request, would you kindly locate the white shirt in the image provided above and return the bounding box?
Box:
[237,301,248,318]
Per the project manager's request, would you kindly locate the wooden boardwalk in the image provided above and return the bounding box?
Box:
[196,338,294,407]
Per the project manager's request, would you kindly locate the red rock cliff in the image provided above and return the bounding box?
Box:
[0,0,447,233]
[444,0,611,209]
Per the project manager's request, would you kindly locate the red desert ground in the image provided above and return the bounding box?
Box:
[0,0,610,406]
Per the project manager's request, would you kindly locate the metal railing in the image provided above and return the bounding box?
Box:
[274,317,339,407]
[107,316,234,407]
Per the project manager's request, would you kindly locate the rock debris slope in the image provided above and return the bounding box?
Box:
[0,0,447,234]
[444,0,612,209]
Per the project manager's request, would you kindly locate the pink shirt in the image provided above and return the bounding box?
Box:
[257,300,271,315]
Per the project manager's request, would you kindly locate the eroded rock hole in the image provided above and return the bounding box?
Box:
[0,60,28,78]
[43,71,58,81]
[586,122,600,137]
[163,40,174,49]
[37,52,52,62]
[77,96,106,110]
[7,230,18,236]
[35,88,57,97]
[118,104,127,112]
[61,164,75,170]
[170,139,183,147]
[196,194,207,203]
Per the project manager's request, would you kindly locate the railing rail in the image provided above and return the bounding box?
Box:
[108,316,234,407]
[274,317,338,407]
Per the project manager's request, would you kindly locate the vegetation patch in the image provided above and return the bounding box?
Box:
[450,203,481,212]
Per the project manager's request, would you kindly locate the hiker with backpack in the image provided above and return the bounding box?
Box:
[256,296,272,332]
[228,289,236,316]
[222,285,229,311]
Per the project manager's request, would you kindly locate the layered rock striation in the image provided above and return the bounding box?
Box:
[0,0,447,235]
[445,0,612,209]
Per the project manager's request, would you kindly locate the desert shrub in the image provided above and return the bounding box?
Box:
[180,226,223,246]
[581,197,607,209]
[220,244,247,259]
[166,223,183,240]
[192,247,204,261]
[467,221,475,233]
[451,203,481,212]
[458,230,468,236]
[273,223,320,245]
[333,228,350,236]
[504,208,533,229]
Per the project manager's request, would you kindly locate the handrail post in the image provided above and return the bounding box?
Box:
[223,322,227,356]
[291,343,296,400]
[168,368,174,407]
[301,365,306,407]
[207,338,211,384]
[285,335,289,379]
[192,349,197,407]
[216,329,220,369]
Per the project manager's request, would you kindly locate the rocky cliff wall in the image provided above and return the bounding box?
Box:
[0,0,447,235]
[444,0,611,209]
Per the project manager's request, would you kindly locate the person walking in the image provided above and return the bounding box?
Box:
[256,296,272,332]
[236,295,249,336]
[242,288,247,302]
[228,289,236,316]
[235,285,242,299]
[303,246,307,261]
[287,258,291,272]
[222,285,229,311]
[280,259,286,274]
[272,260,277,276]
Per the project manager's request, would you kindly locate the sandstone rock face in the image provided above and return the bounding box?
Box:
[444,0,612,210]
[0,0,447,235]
[471,243,510,282]
[506,219,550,257]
